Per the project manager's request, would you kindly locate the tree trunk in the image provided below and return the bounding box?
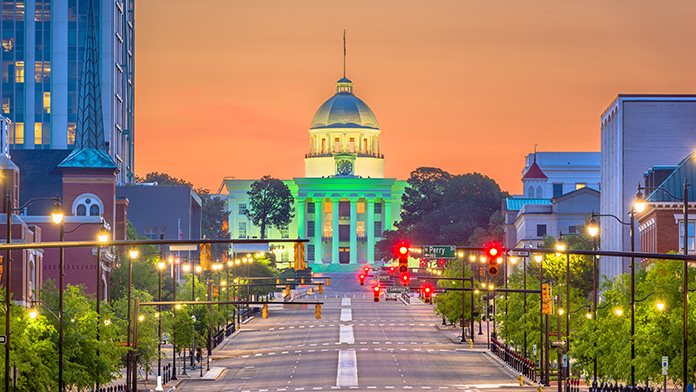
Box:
[260,219,266,239]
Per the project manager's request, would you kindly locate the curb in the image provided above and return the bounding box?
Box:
[482,350,537,387]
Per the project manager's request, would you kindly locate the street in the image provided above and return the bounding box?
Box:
[173,273,523,392]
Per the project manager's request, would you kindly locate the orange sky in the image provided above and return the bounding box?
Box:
[134,0,696,195]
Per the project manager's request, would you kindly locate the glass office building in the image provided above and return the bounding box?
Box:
[1,0,134,183]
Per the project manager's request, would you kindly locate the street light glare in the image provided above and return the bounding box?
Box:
[510,257,518,264]
[129,248,139,259]
[558,308,564,315]
[615,309,624,316]
[586,313,592,319]
[51,203,64,225]
[656,302,665,311]
[534,254,543,263]
[29,309,38,319]
[182,264,191,272]
[634,191,647,213]
[157,261,166,270]
[469,255,476,262]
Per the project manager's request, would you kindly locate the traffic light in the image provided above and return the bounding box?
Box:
[373,286,380,302]
[389,266,395,275]
[438,259,445,267]
[359,274,366,286]
[420,259,427,267]
[363,266,370,276]
[315,304,322,319]
[318,284,323,295]
[484,242,503,275]
[401,274,410,287]
[262,303,268,318]
[542,284,552,314]
[423,285,432,304]
[395,241,409,273]
[200,243,211,270]
[294,242,306,270]
[213,287,219,297]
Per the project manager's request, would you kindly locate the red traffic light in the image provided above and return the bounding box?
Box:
[484,242,503,260]
[394,241,410,256]
[420,259,427,267]
[373,286,380,292]
[359,273,366,286]
[389,266,395,274]
[424,286,431,293]
[438,259,445,266]
[401,274,410,286]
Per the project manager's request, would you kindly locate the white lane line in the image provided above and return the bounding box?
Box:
[339,325,355,344]
[336,350,358,387]
[341,298,351,306]
[340,309,352,322]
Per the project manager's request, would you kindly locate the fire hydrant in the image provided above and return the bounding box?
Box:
[518,374,523,386]
[537,382,543,392]
[469,341,473,349]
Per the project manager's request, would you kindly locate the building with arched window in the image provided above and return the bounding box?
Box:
[224,77,407,271]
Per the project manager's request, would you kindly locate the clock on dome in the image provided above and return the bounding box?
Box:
[337,160,353,176]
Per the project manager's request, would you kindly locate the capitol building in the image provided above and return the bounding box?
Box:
[223,76,407,271]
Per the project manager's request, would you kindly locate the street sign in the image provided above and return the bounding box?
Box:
[551,340,567,347]
[533,345,537,356]
[509,250,530,257]
[563,354,568,368]
[376,275,391,281]
[387,287,408,294]
[423,245,456,259]
[433,288,446,294]
[662,356,668,375]
[0,335,5,344]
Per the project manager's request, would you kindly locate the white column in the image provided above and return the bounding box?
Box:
[384,200,392,231]
[349,198,357,264]
[315,199,323,263]
[296,198,305,239]
[367,199,375,263]
[332,199,339,264]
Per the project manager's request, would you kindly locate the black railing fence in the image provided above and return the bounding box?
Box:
[490,338,537,382]
[589,382,660,392]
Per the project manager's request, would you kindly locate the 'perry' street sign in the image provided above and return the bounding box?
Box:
[423,245,456,259]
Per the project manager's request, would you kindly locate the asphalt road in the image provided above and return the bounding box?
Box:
[174,273,522,392]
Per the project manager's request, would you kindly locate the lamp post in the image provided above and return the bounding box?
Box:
[157,260,166,379]
[589,209,638,386]
[635,181,690,392]
[4,196,62,392]
[168,256,178,381]
[127,248,139,391]
[181,263,191,375]
[534,252,549,386]
[587,218,600,383]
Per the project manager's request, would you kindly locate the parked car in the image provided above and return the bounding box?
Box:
[385,293,398,301]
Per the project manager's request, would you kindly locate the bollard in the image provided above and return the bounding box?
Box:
[519,374,524,386]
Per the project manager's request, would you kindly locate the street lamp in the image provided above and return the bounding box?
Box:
[157,260,166,381]
[589,208,639,386]
[4,195,61,392]
[533,251,549,386]
[635,181,690,392]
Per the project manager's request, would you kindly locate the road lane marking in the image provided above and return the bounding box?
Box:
[340,309,352,322]
[336,350,358,387]
[339,325,355,344]
[341,298,351,306]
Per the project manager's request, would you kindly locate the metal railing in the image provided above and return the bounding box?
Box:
[490,338,537,382]
[589,382,660,392]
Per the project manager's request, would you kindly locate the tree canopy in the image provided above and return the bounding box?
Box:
[377,167,508,259]
[245,176,295,239]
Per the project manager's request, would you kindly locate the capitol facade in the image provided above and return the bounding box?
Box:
[223,77,407,271]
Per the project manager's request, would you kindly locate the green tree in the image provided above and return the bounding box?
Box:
[198,189,231,260]
[134,172,193,187]
[245,176,295,239]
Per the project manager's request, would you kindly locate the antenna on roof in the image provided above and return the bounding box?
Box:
[534,144,538,162]
[343,29,347,78]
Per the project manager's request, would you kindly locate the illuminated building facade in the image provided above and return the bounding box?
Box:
[224,77,407,270]
[1,0,135,183]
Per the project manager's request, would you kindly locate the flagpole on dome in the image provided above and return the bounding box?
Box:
[343,29,346,78]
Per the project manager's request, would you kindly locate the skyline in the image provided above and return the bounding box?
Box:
[134,0,696,194]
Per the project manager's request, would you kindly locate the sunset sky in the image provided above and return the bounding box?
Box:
[134,0,696,195]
